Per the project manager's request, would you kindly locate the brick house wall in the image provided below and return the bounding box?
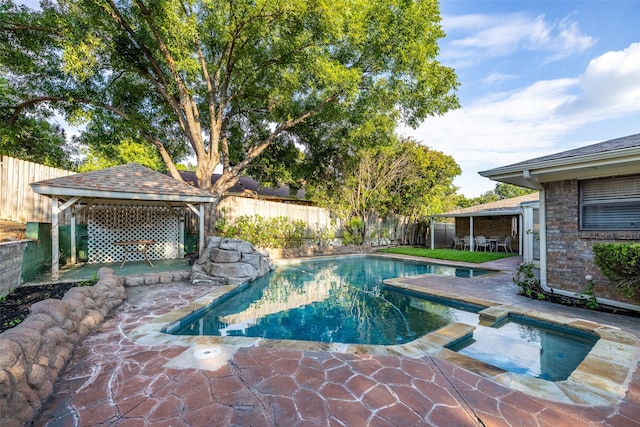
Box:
[544,180,640,305]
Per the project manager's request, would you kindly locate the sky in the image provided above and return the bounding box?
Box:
[15,0,640,197]
[401,0,640,196]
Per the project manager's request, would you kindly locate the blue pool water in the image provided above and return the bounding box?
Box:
[166,256,597,381]
[447,315,598,381]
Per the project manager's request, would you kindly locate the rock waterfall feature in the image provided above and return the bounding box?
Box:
[191,237,275,286]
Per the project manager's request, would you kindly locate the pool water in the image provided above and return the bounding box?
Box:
[170,256,485,344]
[166,256,597,381]
[447,315,598,381]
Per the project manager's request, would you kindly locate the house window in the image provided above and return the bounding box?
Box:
[580,175,640,230]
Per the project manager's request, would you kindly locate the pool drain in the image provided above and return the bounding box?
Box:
[193,347,222,360]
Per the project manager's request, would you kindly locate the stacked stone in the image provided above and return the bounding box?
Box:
[0,268,126,427]
[267,244,373,260]
[191,237,275,286]
[0,241,28,297]
[122,270,191,287]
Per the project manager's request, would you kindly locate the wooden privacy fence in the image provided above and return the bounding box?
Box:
[186,194,339,236]
[0,156,75,223]
[1,156,453,247]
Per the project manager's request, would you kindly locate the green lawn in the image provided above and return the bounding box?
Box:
[377,247,518,264]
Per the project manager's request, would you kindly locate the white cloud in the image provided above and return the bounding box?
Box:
[481,73,518,86]
[557,42,640,116]
[543,16,597,63]
[404,42,640,197]
[441,12,595,68]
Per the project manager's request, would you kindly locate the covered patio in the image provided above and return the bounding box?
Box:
[429,193,540,257]
[30,163,217,280]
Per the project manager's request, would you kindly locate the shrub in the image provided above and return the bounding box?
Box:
[313,221,336,246]
[593,243,640,298]
[342,217,364,245]
[512,262,546,300]
[215,214,306,249]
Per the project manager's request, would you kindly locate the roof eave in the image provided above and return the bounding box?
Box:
[432,208,525,218]
[478,147,640,179]
[30,185,217,203]
[479,147,640,183]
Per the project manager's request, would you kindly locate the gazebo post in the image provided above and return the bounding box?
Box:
[179,214,185,258]
[51,197,60,280]
[70,205,77,265]
[199,203,205,256]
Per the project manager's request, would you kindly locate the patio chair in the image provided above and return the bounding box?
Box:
[463,235,471,251]
[475,235,491,252]
[496,236,513,252]
[452,236,464,250]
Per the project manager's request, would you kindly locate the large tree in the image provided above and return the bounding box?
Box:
[3,0,459,205]
[0,1,75,168]
[310,137,460,244]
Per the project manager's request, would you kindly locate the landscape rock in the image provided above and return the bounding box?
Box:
[191,238,274,286]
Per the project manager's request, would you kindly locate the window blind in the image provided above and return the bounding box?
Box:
[580,175,640,230]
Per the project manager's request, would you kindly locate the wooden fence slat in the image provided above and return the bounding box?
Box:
[0,157,74,223]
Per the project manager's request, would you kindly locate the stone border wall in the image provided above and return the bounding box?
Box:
[267,244,374,260]
[0,240,28,297]
[0,268,126,427]
[0,267,192,427]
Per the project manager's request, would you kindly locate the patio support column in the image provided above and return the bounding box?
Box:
[469,216,475,251]
[51,197,60,280]
[518,214,523,255]
[430,217,435,249]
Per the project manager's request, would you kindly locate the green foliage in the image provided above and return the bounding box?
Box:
[593,243,640,298]
[457,183,537,208]
[2,0,460,200]
[77,139,165,172]
[377,247,516,264]
[77,277,98,287]
[3,317,21,328]
[310,136,460,243]
[0,76,75,169]
[581,281,600,309]
[512,263,546,300]
[342,218,365,246]
[0,2,77,169]
[312,221,336,247]
[216,215,306,249]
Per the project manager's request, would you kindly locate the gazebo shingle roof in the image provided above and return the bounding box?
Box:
[30,163,215,202]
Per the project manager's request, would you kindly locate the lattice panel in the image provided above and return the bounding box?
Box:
[87,205,180,264]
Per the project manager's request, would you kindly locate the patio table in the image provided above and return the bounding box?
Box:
[486,238,499,252]
[113,240,158,268]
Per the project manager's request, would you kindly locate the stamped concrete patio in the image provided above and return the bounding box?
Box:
[32,256,640,426]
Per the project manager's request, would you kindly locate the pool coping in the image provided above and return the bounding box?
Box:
[127,256,640,407]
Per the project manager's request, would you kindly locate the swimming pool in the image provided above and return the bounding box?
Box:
[164,255,597,381]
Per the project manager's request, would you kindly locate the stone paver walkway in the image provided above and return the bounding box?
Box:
[33,263,640,426]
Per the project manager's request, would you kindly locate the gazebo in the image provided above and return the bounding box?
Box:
[30,163,217,279]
